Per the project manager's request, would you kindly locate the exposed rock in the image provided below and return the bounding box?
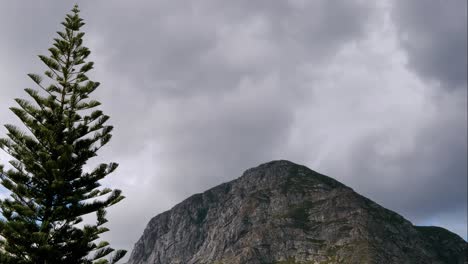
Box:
[127,160,467,264]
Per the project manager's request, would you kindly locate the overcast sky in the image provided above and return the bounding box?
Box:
[0,0,466,258]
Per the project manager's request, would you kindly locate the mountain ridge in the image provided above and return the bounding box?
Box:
[127,160,467,264]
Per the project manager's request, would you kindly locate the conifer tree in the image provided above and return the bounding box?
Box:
[0,5,126,264]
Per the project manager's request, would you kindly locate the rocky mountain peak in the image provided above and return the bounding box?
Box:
[127,160,467,264]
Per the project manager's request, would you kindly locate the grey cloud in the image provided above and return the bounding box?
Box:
[71,0,377,159]
[150,74,295,195]
[343,88,467,226]
[391,0,467,89]
[0,3,72,69]
[81,0,376,98]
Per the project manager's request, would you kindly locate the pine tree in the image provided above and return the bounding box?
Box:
[0,5,126,264]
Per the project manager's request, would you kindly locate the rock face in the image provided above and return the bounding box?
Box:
[127,160,467,264]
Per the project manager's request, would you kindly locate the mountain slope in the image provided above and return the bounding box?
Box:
[127,160,467,264]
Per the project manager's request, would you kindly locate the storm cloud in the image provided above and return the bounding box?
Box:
[392,0,467,90]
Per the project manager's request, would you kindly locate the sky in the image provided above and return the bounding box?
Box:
[0,0,466,258]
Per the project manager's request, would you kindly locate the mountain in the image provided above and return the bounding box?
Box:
[126,160,467,264]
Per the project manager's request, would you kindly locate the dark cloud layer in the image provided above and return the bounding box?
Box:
[84,0,374,93]
[0,0,466,258]
[392,0,467,89]
[347,89,467,221]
